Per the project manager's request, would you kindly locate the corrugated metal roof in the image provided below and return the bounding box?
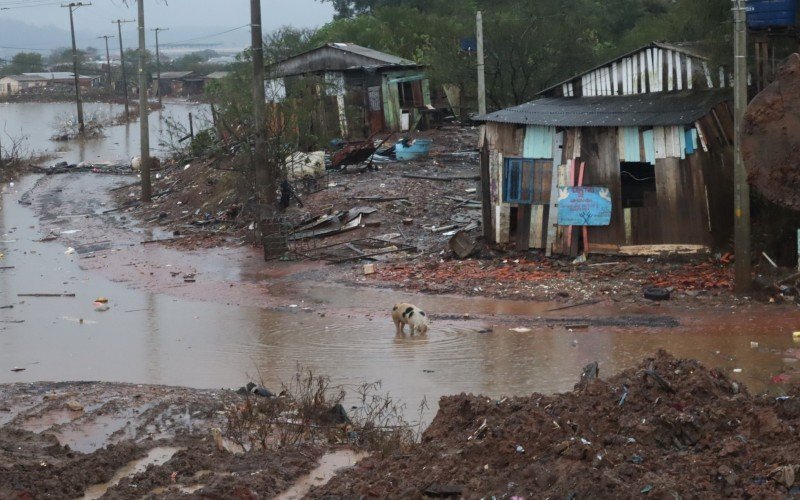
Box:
[475,89,731,127]
[22,72,97,80]
[159,71,194,80]
[325,43,416,66]
[2,74,47,82]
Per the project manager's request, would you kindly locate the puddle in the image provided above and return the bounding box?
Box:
[0,170,799,429]
[81,446,183,500]
[276,449,369,500]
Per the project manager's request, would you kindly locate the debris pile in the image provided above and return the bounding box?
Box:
[317,351,800,498]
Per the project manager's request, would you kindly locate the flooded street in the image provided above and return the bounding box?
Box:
[0,100,208,165]
[0,169,798,417]
[0,100,798,416]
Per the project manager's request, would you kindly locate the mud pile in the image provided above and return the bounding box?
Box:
[743,53,800,211]
[317,351,800,498]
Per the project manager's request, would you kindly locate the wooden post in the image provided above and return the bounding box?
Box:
[137,0,152,202]
[476,11,486,116]
[480,135,494,242]
[188,112,194,138]
[62,2,90,133]
[797,229,799,272]
[251,0,269,210]
[97,35,114,88]
[151,27,168,106]
[733,0,751,292]
[113,19,136,120]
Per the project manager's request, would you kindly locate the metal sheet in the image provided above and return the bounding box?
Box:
[477,89,731,128]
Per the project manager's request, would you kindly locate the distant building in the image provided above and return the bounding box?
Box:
[156,71,195,97]
[267,42,431,138]
[0,74,48,95]
[22,72,101,88]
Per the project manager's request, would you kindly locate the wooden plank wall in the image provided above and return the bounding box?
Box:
[580,128,624,246]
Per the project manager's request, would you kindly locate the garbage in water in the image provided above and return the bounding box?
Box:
[65,247,76,255]
[509,327,531,333]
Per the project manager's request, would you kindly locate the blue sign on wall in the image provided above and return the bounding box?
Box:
[557,187,613,226]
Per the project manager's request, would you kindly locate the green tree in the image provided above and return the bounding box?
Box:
[264,26,318,66]
[9,52,44,74]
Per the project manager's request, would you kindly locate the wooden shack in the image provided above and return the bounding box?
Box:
[476,43,735,256]
[267,43,431,139]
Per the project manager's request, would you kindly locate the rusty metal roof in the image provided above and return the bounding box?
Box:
[475,89,731,127]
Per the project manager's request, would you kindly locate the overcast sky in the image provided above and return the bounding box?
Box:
[0,0,334,39]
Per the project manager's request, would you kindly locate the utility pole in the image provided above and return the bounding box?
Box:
[150,27,168,106]
[251,0,270,217]
[137,0,151,202]
[113,19,135,120]
[62,2,91,133]
[732,0,751,293]
[97,34,114,88]
[476,10,486,116]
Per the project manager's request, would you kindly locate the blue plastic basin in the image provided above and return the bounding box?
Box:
[395,138,433,161]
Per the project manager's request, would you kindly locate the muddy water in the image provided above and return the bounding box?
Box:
[0,100,209,164]
[1,172,800,425]
[276,450,369,500]
[81,446,183,499]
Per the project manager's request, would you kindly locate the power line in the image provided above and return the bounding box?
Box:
[160,24,250,47]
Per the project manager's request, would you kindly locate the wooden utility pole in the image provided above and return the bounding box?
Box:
[251,0,270,215]
[150,27,168,106]
[733,0,751,292]
[476,10,486,116]
[62,2,91,133]
[97,34,114,87]
[113,19,135,119]
[137,0,151,202]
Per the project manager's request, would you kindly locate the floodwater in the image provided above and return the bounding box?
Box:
[0,100,209,164]
[0,113,798,421]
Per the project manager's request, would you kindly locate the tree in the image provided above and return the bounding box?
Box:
[264,26,317,66]
[9,52,44,74]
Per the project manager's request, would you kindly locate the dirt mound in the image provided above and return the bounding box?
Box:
[316,351,800,498]
[743,53,800,211]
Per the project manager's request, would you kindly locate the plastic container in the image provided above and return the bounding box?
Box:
[746,0,798,29]
[395,138,433,161]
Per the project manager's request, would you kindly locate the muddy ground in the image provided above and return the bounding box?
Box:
[0,382,325,499]
[5,352,800,498]
[111,125,796,308]
[317,350,800,499]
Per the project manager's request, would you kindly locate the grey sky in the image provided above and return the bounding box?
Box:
[0,0,333,34]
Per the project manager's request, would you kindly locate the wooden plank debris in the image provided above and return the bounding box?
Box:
[401,173,480,181]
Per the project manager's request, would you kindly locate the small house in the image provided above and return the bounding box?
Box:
[267,43,431,138]
[157,71,195,97]
[22,72,101,88]
[476,43,735,256]
[0,74,47,95]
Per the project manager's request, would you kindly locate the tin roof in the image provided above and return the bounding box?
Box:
[475,89,731,127]
[1,74,47,82]
[159,71,195,80]
[269,42,420,77]
[324,43,416,66]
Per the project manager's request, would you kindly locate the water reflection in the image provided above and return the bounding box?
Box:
[0,100,208,164]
